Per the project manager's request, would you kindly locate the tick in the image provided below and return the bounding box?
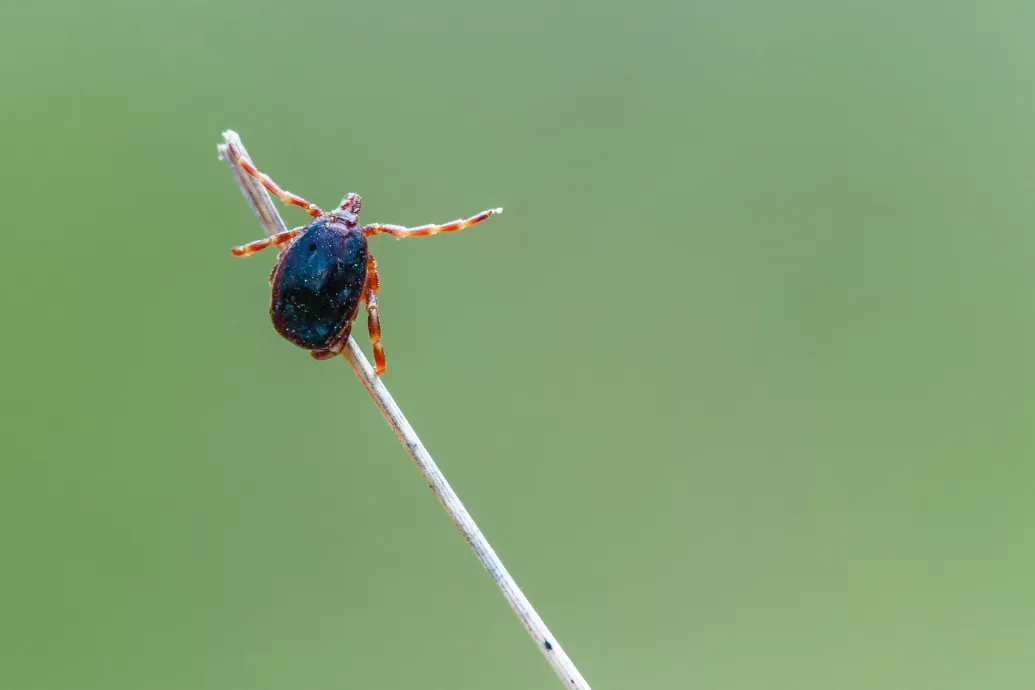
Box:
[225,140,502,375]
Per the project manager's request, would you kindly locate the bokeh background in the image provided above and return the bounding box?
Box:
[2,1,1034,688]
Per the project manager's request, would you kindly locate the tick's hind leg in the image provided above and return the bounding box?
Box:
[231,226,304,257]
[364,255,386,375]
[225,139,323,218]
[310,346,344,360]
[309,324,353,360]
[362,207,502,239]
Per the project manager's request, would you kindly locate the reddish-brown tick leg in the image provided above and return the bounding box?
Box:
[225,139,323,218]
[366,253,380,294]
[362,207,502,239]
[231,226,304,257]
[364,254,386,375]
[365,290,386,375]
[310,345,344,360]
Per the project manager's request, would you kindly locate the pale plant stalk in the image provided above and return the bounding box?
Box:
[218,130,592,690]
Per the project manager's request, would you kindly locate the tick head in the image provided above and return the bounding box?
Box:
[329,192,362,228]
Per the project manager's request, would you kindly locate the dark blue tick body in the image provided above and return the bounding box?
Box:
[270,219,367,356]
[226,139,502,374]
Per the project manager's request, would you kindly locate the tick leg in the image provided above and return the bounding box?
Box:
[231,226,304,257]
[310,324,353,360]
[366,252,380,294]
[225,139,323,218]
[362,207,502,239]
[365,289,386,375]
[364,254,386,375]
[310,347,342,360]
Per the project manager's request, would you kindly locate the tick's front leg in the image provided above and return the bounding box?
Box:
[225,139,324,218]
[362,207,502,239]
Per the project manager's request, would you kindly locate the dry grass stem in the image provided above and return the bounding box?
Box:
[218,130,592,690]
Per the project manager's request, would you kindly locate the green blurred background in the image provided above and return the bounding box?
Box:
[2,0,1034,688]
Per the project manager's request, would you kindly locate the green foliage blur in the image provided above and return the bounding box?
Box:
[2,1,1033,688]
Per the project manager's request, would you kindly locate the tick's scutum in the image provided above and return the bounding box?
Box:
[270,219,368,350]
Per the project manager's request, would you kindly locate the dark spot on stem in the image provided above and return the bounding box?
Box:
[544,640,553,650]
